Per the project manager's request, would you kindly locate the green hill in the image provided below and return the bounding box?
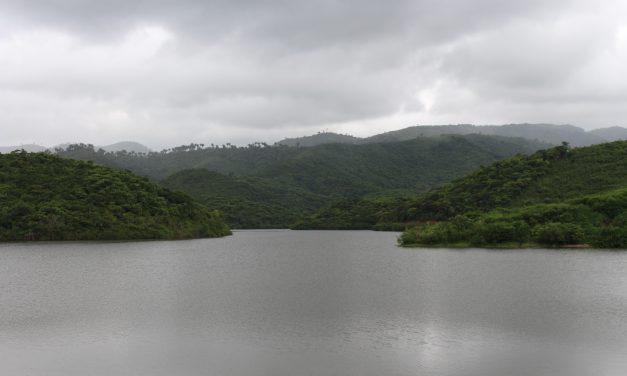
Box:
[398,141,627,248]
[161,169,326,229]
[56,135,548,228]
[0,152,231,241]
[56,135,548,184]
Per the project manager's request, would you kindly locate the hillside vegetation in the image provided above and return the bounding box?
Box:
[57,135,547,228]
[291,196,409,231]
[0,152,231,241]
[398,141,627,248]
[161,169,326,228]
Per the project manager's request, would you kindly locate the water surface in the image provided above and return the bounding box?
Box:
[1,230,627,375]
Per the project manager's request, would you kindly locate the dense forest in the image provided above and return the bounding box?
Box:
[291,196,410,231]
[397,141,627,248]
[0,152,231,241]
[56,134,547,228]
[161,169,326,228]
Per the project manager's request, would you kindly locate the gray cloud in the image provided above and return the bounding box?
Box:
[0,0,625,148]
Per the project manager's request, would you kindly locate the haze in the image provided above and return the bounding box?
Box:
[1,0,626,149]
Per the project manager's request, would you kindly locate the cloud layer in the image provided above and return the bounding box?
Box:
[0,0,626,148]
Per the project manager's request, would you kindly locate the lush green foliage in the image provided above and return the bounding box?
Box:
[400,141,627,221]
[532,223,585,246]
[400,203,602,247]
[0,152,231,241]
[57,135,545,228]
[399,141,627,248]
[161,169,325,228]
[291,196,410,230]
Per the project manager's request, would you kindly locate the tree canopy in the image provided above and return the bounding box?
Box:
[0,152,231,241]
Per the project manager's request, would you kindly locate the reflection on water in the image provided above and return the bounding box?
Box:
[1,230,627,375]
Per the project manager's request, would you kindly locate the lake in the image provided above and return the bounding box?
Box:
[1,230,627,376]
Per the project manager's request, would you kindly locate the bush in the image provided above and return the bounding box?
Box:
[399,215,482,245]
[399,221,467,245]
[576,188,627,219]
[472,220,530,245]
[591,226,627,248]
[515,204,600,227]
[532,222,584,246]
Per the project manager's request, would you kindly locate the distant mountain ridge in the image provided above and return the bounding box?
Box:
[278,132,361,147]
[4,124,623,153]
[0,141,151,154]
[99,141,151,154]
[588,126,627,142]
[277,124,627,148]
[0,144,47,154]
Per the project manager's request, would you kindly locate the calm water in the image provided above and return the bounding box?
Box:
[1,230,627,376]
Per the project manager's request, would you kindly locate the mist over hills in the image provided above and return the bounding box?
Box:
[278,132,361,147]
[3,123,625,154]
[0,141,151,154]
[277,124,626,147]
[96,141,152,154]
[588,126,627,142]
[0,144,48,154]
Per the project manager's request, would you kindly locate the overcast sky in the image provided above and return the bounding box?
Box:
[1,0,626,149]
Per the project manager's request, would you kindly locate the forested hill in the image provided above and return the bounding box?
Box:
[0,152,231,241]
[55,135,547,228]
[401,141,627,221]
[398,141,627,248]
[56,134,547,185]
[161,169,326,229]
[277,124,625,147]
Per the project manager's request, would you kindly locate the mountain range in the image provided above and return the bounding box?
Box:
[277,124,627,147]
[4,122,627,242]
[56,134,548,228]
[3,123,626,155]
[0,141,151,154]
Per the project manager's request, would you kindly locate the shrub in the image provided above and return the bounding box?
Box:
[532,222,584,246]
[591,226,627,248]
[399,221,467,245]
[472,220,530,245]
